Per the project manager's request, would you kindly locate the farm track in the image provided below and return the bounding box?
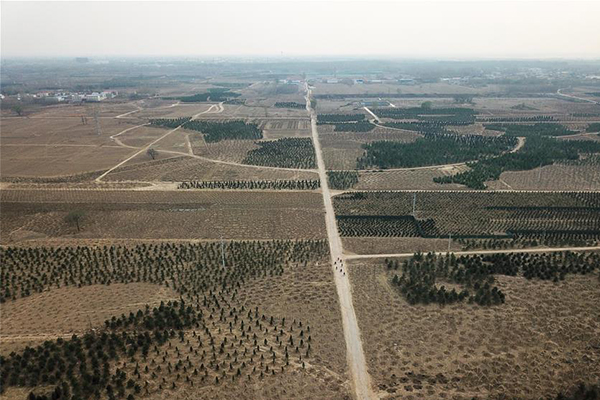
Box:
[557,88,600,105]
[306,83,375,400]
[96,103,223,182]
[345,245,600,260]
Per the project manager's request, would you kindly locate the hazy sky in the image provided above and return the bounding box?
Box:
[2,1,599,59]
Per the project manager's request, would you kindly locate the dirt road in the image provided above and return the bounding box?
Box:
[363,106,381,123]
[306,83,375,400]
[345,245,600,260]
[557,88,599,105]
[96,103,222,182]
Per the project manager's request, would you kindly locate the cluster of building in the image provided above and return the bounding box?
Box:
[33,90,119,103]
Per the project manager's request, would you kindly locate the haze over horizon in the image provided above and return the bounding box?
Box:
[2,1,600,60]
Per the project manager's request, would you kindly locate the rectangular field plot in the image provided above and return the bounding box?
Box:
[333,191,600,241]
[355,167,470,191]
[320,129,418,170]
[103,156,319,182]
[486,160,600,191]
[1,190,326,242]
[348,255,600,399]
[0,144,134,178]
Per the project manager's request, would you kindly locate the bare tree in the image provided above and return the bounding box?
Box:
[12,105,23,116]
[65,210,85,232]
[147,148,158,160]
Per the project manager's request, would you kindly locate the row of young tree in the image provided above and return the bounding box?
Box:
[357,134,516,169]
[332,122,375,132]
[242,138,316,169]
[149,117,191,129]
[479,115,556,123]
[317,114,365,123]
[458,232,600,251]
[274,102,305,109]
[434,135,600,189]
[177,179,320,190]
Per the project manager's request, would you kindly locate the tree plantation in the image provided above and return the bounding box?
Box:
[0,240,328,399]
[387,251,599,306]
[242,138,316,169]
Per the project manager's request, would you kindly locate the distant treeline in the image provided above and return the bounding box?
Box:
[165,88,241,103]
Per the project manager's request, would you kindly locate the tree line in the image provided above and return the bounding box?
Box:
[177,180,320,190]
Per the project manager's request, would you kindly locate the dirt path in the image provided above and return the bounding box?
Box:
[305,83,375,400]
[115,104,143,119]
[557,88,599,105]
[363,106,381,123]
[96,104,222,182]
[511,136,526,153]
[345,245,600,260]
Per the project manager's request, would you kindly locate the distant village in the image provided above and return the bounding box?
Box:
[29,90,120,103]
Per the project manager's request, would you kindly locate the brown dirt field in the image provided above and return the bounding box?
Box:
[355,167,469,191]
[102,156,318,182]
[0,283,178,356]
[117,125,172,148]
[343,237,463,255]
[133,103,212,121]
[259,119,312,140]
[190,134,259,163]
[348,260,600,399]
[0,144,134,177]
[0,189,326,242]
[1,114,134,146]
[486,163,600,191]
[473,97,600,117]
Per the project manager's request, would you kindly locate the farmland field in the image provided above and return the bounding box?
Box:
[348,253,600,399]
[0,190,326,243]
[2,54,600,400]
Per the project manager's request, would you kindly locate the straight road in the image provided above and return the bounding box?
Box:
[345,245,600,260]
[305,83,375,400]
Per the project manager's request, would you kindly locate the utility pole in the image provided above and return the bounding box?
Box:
[93,106,102,136]
[448,233,452,253]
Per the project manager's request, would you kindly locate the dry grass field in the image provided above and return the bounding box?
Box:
[190,135,259,163]
[102,156,318,182]
[343,237,463,255]
[355,167,470,191]
[486,162,600,191]
[0,283,178,356]
[348,258,600,399]
[0,189,326,243]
